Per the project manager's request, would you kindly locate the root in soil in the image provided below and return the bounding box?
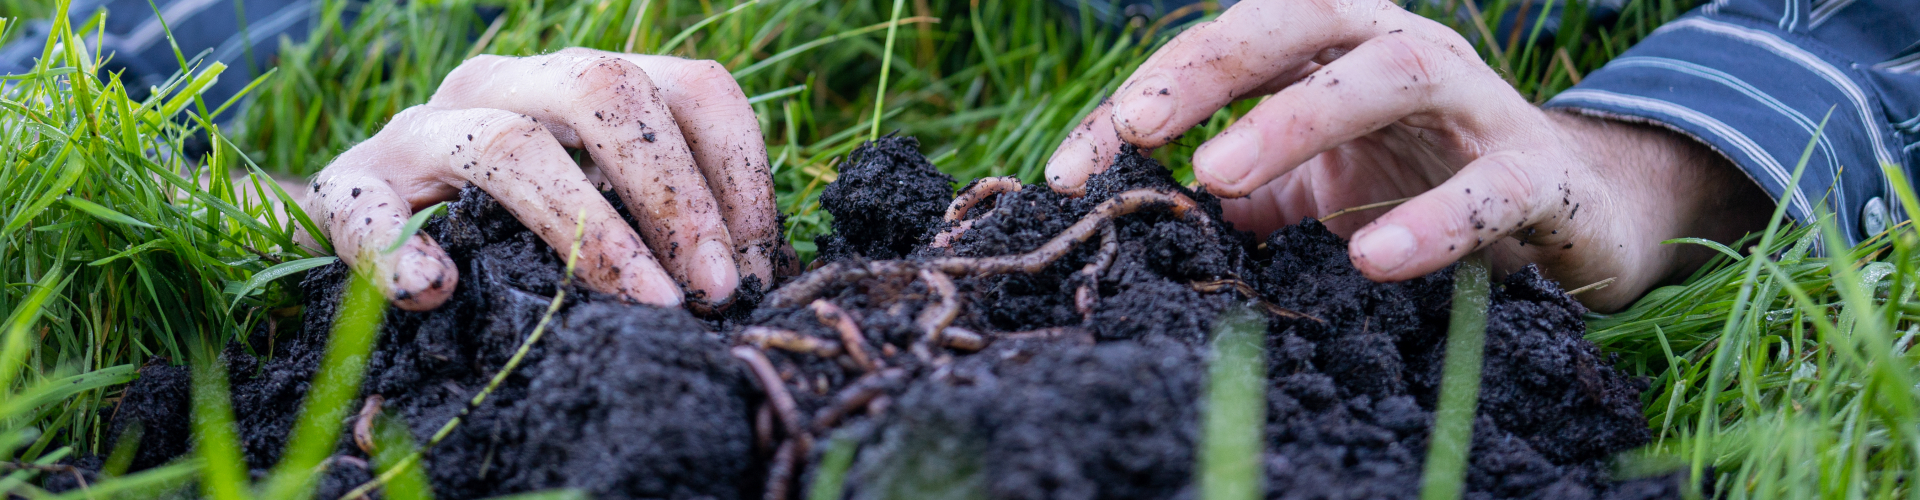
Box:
[75,136,1685,500]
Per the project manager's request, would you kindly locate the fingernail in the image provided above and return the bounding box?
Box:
[1352,224,1419,274]
[735,244,774,286]
[1044,143,1094,195]
[1113,76,1177,139]
[1194,133,1260,186]
[690,239,741,304]
[389,250,456,311]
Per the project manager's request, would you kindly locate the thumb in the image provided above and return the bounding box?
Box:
[1347,151,1545,281]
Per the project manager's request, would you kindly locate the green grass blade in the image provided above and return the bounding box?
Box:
[382,202,447,254]
[1199,305,1266,500]
[1421,253,1490,500]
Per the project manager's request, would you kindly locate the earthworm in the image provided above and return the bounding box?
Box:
[353,395,385,455]
[932,189,1206,277]
[929,177,1024,248]
[754,404,776,453]
[740,326,844,357]
[997,327,1095,344]
[915,269,960,346]
[1075,224,1118,319]
[940,326,989,351]
[764,439,800,500]
[778,190,1202,307]
[944,176,1023,221]
[1189,279,1326,323]
[766,260,920,308]
[730,346,805,439]
[810,368,908,432]
[929,219,975,249]
[811,300,881,372]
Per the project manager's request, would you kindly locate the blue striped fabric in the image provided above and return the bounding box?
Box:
[0,0,318,118]
[1547,0,1920,244]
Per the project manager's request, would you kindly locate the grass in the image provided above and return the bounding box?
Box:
[1421,253,1492,500]
[0,0,316,471]
[25,0,1912,497]
[1200,306,1269,500]
[1588,159,1920,497]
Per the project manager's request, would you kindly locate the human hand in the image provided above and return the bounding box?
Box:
[1044,0,1769,311]
[299,48,786,313]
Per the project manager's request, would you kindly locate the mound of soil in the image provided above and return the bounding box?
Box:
[88,137,1680,499]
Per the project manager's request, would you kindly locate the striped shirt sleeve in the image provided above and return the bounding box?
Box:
[0,0,317,121]
[1544,0,1920,244]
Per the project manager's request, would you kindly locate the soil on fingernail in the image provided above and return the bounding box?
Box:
[75,136,1685,499]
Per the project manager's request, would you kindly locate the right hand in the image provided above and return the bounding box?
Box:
[1043,0,1770,311]
[298,48,786,313]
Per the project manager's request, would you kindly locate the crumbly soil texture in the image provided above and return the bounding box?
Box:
[92,136,1682,499]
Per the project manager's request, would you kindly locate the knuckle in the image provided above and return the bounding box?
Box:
[669,59,750,111]
[568,55,654,108]
[1478,153,1541,206]
[1373,34,1444,87]
[436,56,507,102]
[572,55,650,89]
[468,110,551,164]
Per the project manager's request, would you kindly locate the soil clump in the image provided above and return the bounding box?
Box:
[87,137,1678,499]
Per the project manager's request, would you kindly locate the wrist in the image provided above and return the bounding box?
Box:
[1549,110,1772,286]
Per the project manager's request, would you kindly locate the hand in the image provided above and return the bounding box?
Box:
[299,48,785,313]
[1044,0,1770,311]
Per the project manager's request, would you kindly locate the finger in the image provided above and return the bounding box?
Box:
[430,49,741,308]
[1191,30,1503,197]
[1105,0,1414,148]
[1043,99,1128,196]
[362,105,682,306]
[1347,150,1544,281]
[612,53,782,288]
[304,167,459,311]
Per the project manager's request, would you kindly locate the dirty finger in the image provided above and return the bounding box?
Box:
[1103,0,1417,148]
[613,53,783,289]
[372,105,682,306]
[1347,150,1548,282]
[304,159,460,311]
[430,48,739,309]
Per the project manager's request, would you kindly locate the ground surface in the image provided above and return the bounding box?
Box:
[95,137,1682,499]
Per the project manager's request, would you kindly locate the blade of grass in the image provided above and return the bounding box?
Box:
[1419,252,1490,500]
[1199,305,1266,500]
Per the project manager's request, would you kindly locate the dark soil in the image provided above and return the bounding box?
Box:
[88,137,1680,499]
